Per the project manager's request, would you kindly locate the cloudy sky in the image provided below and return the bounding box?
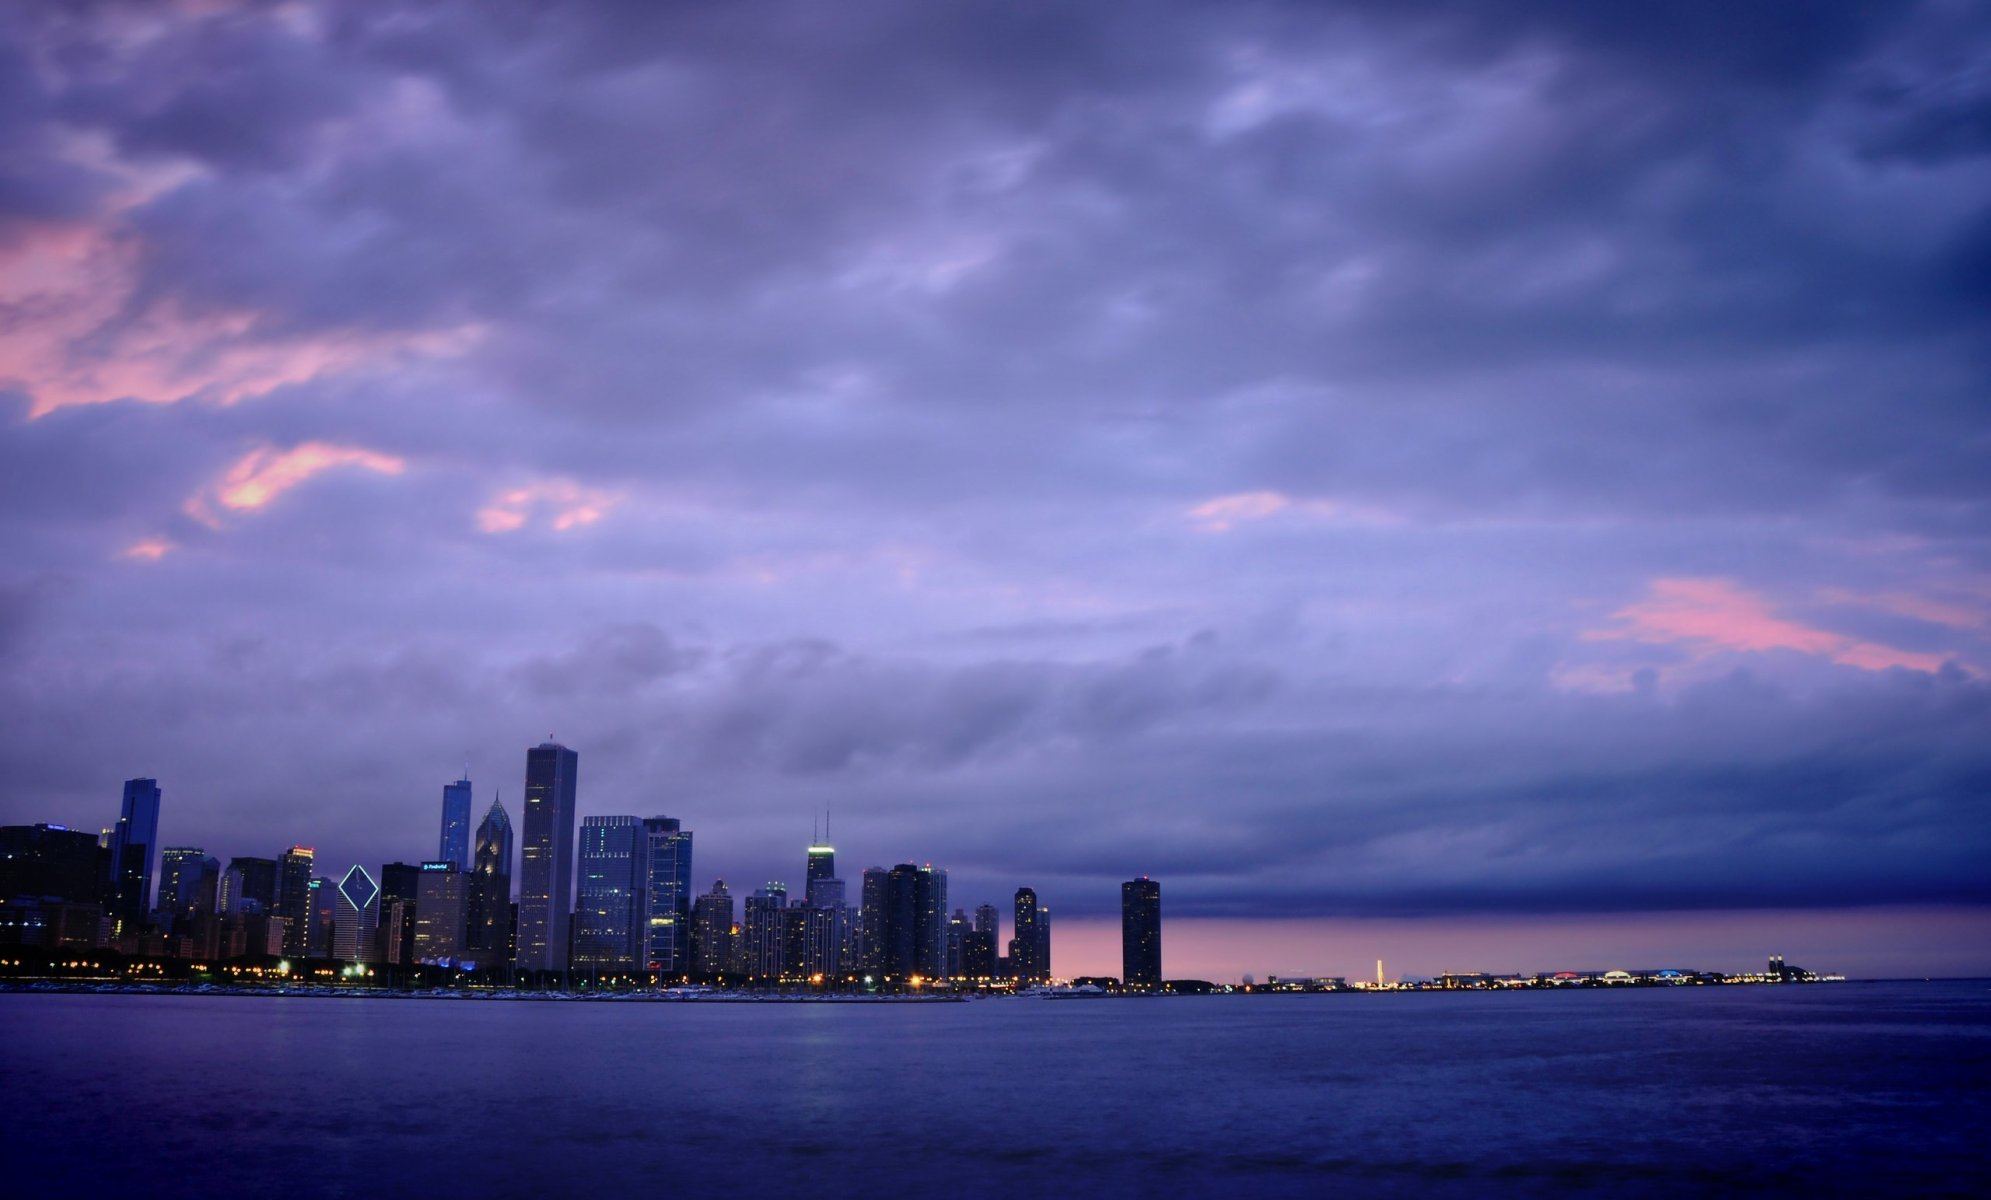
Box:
[3,1,1987,978]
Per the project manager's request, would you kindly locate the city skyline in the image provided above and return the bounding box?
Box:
[8,760,1977,983]
[1,2,1987,982]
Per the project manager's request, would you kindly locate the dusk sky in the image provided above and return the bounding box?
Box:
[3,1,1987,980]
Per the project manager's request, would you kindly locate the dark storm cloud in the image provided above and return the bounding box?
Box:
[1,1,1987,935]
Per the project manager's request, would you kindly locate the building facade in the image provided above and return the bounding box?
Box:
[640,817,693,979]
[575,816,643,973]
[413,861,467,964]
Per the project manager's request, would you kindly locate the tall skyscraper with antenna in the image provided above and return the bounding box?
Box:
[516,741,578,976]
[439,772,473,868]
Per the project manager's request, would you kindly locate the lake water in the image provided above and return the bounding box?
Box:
[3,981,1986,1197]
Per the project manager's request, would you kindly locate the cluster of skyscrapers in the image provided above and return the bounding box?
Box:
[0,740,1165,988]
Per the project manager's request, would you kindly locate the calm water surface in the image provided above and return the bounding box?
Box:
[3,981,1986,1197]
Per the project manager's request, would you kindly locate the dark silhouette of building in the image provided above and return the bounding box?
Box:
[962,929,996,980]
[1122,877,1161,989]
[275,846,315,955]
[219,855,277,915]
[1012,887,1042,982]
[156,847,218,931]
[517,741,579,975]
[0,824,102,903]
[379,861,422,965]
[464,793,513,969]
[0,824,104,949]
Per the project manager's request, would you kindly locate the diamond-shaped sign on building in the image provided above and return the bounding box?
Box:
[338,864,379,912]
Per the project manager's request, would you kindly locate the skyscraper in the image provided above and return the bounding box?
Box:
[334,864,380,963]
[946,908,970,978]
[1013,887,1042,983]
[413,861,468,964]
[306,876,334,957]
[742,886,786,979]
[1037,905,1052,980]
[378,862,422,965]
[276,846,315,955]
[975,902,1000,949]
[575,816,642,974]
[801,833,845,976]
[1121,877,1161,989]
[913,865,947,979]
[218,856,277,915]
[858,867,889,976]
[516,741,578,976]
[155,847,218,929]
[106,778,161,933]
[640,817,694,979]
[465,793,513,965]
[439,776,474,868]
[690,880,735,980]
[805,835,835,903]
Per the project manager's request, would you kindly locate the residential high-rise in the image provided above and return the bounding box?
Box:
[1013,887,1042,983]
[946,908,970,978]
[1121,877,1161,989]
[858,867,889,976]
[974,903,1000,949]
[640,817,694,979]
[155,848,218,931]
[464,794,513,966]
[962,929,996,980]
[219,856,277,915]
[276,846,315,955]
[913,865,947,979]
[1037,905,1053,980]
[882,864,919,980]
[690,880,735,980]
[413,861,467,964]
[516,741,579,976]
[742,886,786,979]
[782,905,839,980]
[106,778,161,933]
[439,776,474,868]
[576,816,642,974]
[334,864,381,963]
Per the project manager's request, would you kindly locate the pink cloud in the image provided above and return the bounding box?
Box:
[1185,490,1398,533]
[0,204,480,419]
[185,442,406,527]
[121,537,174,562]
[477,480,618,534]
[1589,577,1952,674]
[1816,586,1988,632]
